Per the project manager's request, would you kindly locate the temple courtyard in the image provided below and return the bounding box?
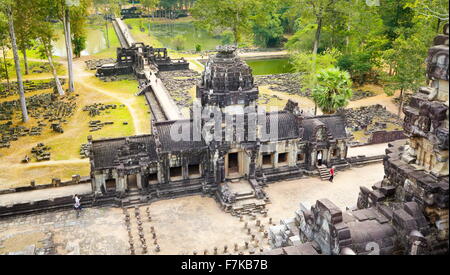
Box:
[0,162,383,255]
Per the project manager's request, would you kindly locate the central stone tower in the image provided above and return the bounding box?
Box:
[196,45,259,110]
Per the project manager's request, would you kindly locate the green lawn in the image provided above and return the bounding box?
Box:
[4,59,66,79]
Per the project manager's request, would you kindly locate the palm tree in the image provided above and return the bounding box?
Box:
[311,67,353,114]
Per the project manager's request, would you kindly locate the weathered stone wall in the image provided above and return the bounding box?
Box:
[369,130,406,144]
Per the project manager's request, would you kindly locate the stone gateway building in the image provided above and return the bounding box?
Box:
[88,46,349,211]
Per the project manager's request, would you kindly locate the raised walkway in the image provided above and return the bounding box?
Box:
[0,183,92,207]
[113,17,184,122]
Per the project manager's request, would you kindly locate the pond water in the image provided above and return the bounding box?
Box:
[245,58,293,75]
[53,27,107,57]
[148,22,224,51]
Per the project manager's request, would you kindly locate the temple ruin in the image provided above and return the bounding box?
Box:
[265,24,449,255]
[89,45,350,213]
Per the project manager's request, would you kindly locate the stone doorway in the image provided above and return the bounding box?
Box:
[105,179,116,192]
[316,150,324,166]
[127,174,138,190]
[226,152,243,179]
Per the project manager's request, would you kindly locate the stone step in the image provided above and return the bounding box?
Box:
[235,194,257,201]
[235,191,254,197]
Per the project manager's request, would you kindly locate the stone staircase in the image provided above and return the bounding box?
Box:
[317,166,331,181]
[122,188,143,206]
[218,179,269,216]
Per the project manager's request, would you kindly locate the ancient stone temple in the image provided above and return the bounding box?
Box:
[88,45,349,212]
[266,24,449,255]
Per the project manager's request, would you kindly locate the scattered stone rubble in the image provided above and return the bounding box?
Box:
[31,143,51,162]
[85,58,116,70]
[79,143,90,158]
[159,69,200,109]
[341,104,401,132]
[351,89,376,100]
[89,120,114,132]
[254,73,375,101]
[99,74,136,82]
[0,79,67,98]
[254,73,302,95]
[82,103,118,117]
[257,93,282,105]
[0,92,77,147]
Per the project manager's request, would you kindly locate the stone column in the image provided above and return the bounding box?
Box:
[183,161,189,180]
[94,173,106,195]
[249,149,257,179]
[311,151,316,168]
[273,152,279,168]
[326,148,332,166]
[137,173,143,189]
[343,142,349,159]
[117,174,127,194]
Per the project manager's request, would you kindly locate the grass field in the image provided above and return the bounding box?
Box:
[3,59,66,80]
[0,60,149,188]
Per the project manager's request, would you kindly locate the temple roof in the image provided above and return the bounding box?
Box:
[302,115,348,140]
[262,111,302,141]
[200,45,255,93]
[154,119,207,152]
[91,135,157,169]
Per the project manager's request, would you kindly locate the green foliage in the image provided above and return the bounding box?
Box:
[191,0,255,44]
[290,49,340,90]
[72,35,87,57]
[311,67,353,114]
[379,0,415,48]
[173,34,186,50]
[382,22,433,96]
[69,0,89,57]
[285,22,317,52]
[195,44,202,52]
[337,52,374,86]
[251,0,284,47]
[220,30,235,45]
[141,0,160,12]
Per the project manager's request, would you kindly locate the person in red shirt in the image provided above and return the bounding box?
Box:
[329,167,335,182]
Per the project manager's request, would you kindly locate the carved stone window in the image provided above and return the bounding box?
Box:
[170,166,183,181]
[278,153,288,165]
[262,153,273,168]
[148,173,158,185]
[188,164,201,178]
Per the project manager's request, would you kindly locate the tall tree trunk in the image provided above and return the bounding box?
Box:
[312,17,323,73]
[436,18,441,33]
[149,10,153,36]
[7,6,28,122]
[63,8,75,92]
[312,17,323,56]
[44,42,64,96]
[105,18,110,48]
[311,16,323,108]
[22,47,29,75]
[2,46,11,93]
[398,88,403,119]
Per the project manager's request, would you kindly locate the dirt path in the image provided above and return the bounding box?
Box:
[348,89,402,117]
[238,50,289,58]
[5,159,89,169]
[72,59,146,135]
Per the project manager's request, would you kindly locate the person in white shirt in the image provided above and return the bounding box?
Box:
[317,151,323,166]
[74,194,81,210]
